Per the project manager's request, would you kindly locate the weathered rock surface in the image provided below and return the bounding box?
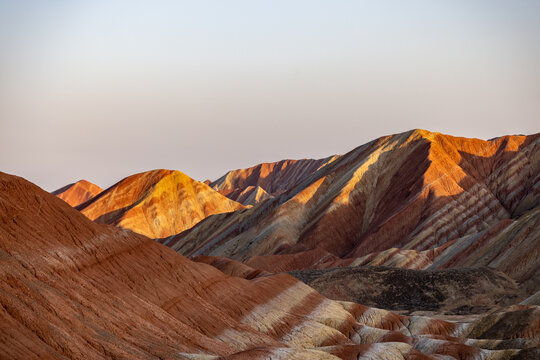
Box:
[2,171,537,359]
[51,179,103,207]
[77,169,245,238]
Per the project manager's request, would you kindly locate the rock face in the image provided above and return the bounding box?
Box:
[51,179,103,207]
[166,130,539,293]
[77,169,245,238]
[4,171,538,359]
[211,156,338,204]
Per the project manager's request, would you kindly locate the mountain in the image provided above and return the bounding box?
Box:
[4,171,536,359]
[235,185,273,206]
[211,156,338,204]
[77,169,245,238]
[51,179,103,207]
[165,130,539,294]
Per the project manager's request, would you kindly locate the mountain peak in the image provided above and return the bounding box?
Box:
[52,179,103,207]
[78,169,245,238]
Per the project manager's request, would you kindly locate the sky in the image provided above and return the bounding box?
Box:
[1,0,539,191]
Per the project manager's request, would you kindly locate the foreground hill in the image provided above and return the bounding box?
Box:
[77,169,245,238]
[51,179,103,207]
[165,130,539,292]
[1,171,538,359]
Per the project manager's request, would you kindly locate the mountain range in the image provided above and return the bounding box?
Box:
[51,129,540,301]
[161,130,539,295]
[2,129,537,359]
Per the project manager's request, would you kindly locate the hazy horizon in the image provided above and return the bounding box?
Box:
[1,1,539,191]
[5,127,540,192]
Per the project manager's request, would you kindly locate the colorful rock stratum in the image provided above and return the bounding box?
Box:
[76,169,245,239]
[2,129,539,359]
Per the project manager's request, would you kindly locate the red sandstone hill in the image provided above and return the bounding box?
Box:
[1,171,538,359]
[76,169,245,238]
[51,179,103,207]
[164,130,539,294]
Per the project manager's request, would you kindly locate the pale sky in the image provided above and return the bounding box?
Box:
[1,0,539,191]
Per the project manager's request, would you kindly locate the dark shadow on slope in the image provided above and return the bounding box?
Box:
[288,266,521,314]
[293,134,431,257]
[345,133,539,258]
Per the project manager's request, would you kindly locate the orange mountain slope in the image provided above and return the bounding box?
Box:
[51,179,103,207]
[166,130,539,284]
[1,171,537,359]
[77,169,245,238]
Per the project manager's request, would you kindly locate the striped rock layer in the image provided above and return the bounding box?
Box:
[77,169,245,239]
[0,171,537,359]
[165,130,539,290]
[51,179,103,207]
[234,186,274,206]
[211,156,338,204]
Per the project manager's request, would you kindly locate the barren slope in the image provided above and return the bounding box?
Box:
[78,169,245,238]
[52,180,103,207]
